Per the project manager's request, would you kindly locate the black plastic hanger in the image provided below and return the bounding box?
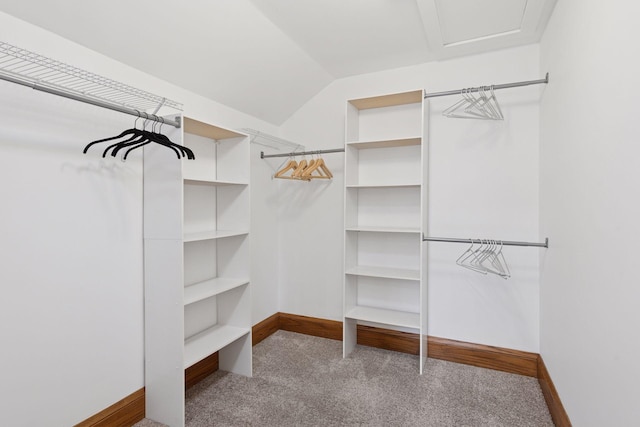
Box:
[83,112,195,160]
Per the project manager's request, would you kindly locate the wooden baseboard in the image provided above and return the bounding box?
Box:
[185,352,219,389]
[74,388,145,427]
[253,312,281,346]
[538,357,572,426]
[279,312,343,340]
[357,324,420,355]
[276,314,537,377]
[428,336,539,377]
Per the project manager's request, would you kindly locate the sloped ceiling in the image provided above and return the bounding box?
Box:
[0,0,556,125]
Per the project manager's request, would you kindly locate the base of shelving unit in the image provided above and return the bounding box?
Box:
[184,325,250,369]
[345,306,420,329]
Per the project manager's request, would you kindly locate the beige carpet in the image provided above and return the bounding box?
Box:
[136,330,552,426]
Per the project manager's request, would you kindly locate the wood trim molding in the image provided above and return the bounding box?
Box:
[185,352,219,389]
[357,325,420,355]
[74,388,145,427]
[279,312,342,340]
[273,313,538,377]
[253,312,281,346]
[538,357,572,426]
[428,336,539,377]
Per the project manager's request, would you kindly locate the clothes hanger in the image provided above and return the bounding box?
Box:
[292,158,308,178]
[119,116,194,160]
[85,112,193,160]
[318,158,333,178]
[83,110,147,154]
[493,240,510,278]
[443,88,471,117]
[464,89,495,120]
[107,116,179,159]
[478,240,501,276]
[456,239,477,267]
[458,239,488,274]
[487,86,504,120]
[120,116,181,160]
[150,117,195,159]
[301,155,331,180]
[469,239,491,273]
[444,86,503,120]
[101,112,158,158]
[274,157,300,180]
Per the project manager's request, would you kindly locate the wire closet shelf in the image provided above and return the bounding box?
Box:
[0,41,182,127]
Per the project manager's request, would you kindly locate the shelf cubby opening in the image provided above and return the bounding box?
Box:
[345,186,421,231]
[345,144,422,187]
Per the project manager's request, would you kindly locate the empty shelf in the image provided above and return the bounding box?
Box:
[184,325,250,368]
[184,278,250,306]
[348,90,423,110]
[345,266,420,281]
[345,226,421,234]
[183,230,249,242]
[346,183,420,189]
[345,306,419,329]
[184,178,248,186]
[346,137,422,149]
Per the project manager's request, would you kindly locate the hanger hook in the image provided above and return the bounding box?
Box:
[133,109,141,129]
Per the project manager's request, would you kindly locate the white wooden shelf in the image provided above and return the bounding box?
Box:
[348,90,423,110]
[346,137,422,149]
[184,278,250,306]
[183,230,249,242]
[345,306,420,329]
[345,266,420,281]
[346,183,420,189]
[345,225,421,234]
[184,325,250,369]
[184,178,248,186]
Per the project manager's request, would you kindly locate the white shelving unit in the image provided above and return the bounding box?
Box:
[144,116,251,426]
[343,90,429,374]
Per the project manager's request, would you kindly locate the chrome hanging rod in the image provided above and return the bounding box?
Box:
[423,235,549,248]
[424,73,549,99]
[0,73,181,128]
[260,148,345,159]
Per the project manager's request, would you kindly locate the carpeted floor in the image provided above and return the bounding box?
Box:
[136,330,553,426]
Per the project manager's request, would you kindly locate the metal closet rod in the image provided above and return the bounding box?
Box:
[0,73,181,128]
[260,147,345,159]
[424,73,549,99]
[423,235,549,248]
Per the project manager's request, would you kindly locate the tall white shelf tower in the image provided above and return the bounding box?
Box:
[343,90,429,373]
[144,117,252,426]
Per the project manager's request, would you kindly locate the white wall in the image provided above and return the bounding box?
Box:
[277,45,543,352]
[539,1,640,425]
[0,11,280,426]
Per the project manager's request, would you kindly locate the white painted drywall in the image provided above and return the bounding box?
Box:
[0,11,280,426]
[276,44,542,352]
[539,1,640,424]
